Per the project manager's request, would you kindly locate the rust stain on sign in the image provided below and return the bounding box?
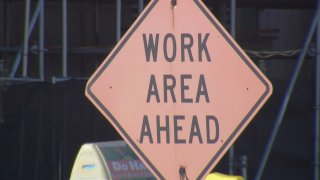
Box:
[171,0,177,29]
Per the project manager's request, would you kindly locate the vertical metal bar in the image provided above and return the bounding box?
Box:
[94,2,100,44]
[314,1,320,179]
[255,8,320,180]
[228,0,236,175]
[62,0,67,78]
[62,91,68,180]
[228,148,234,175]
[138,0,144,13]
[39,0,44,81]
[18,85,27,180]
[59,141,63,180]
[22,0,31,77]
[116,0,121,42]
[240,156,248,180]
[34,91,42,180]
[4,0,9,46]
[230,0,236,38]
[52,88,57,180]
[0,90,3,124]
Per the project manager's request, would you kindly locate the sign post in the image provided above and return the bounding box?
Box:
[86,0,272,179]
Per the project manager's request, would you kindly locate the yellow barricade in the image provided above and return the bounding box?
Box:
[205,173,244,180]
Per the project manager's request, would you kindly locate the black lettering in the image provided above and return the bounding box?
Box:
[164,74,177,103]
[174,115,186,144]
[207,115,219,144]
[198,33,211,62]
[189,115,203,143]
[139,115,153,143]
[181,33,194,62]
[143,34,159,62]
[196,74,210,103]
[181,74,193,103]
[157,115,170,143]
[146,75,160,103]
[163,33,176,62]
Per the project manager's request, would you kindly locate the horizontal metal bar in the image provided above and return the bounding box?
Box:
[0,46,20,52]
[47,47,109,54]
[0,46,108,54]
[51,76,88,84]
[0,77,43,82]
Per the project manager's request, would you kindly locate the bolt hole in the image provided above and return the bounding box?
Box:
[171,0,177,7]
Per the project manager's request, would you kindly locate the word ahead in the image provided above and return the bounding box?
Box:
[139,115,219,144]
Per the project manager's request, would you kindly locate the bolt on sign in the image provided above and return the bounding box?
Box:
[86,0,272,179]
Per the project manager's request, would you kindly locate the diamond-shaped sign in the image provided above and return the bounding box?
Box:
[86,0,272,179]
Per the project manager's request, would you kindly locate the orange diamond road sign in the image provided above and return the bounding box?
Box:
[86,0,272,179]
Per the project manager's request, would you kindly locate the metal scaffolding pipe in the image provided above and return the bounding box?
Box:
[22,0,31,77]
[314,1,320,179]
[62,0,68,78]
[228,0,236,175]
[94,2,100,44]
[4,0,9,46]
[138,0,144,13]
[230,0,236,38]
[240,156,248,180]
[34,91,43,180]
[116,0,121,41]
[255,7,320,180]
[51,76,88,84]
[0,77,42,82]
[39,0,45,81]
[18,85,27,180]
[11,48,23,77]
[10,0,44,78]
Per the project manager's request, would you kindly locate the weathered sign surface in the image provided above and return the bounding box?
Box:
[86,0,273,179]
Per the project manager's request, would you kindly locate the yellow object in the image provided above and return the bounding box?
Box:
[70,143,111,180]
[205,173,244,180]
[70,141,155,180]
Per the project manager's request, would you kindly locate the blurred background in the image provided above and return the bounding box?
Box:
[0,0,318,180]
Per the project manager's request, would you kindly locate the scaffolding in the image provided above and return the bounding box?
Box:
[0,0,145,82]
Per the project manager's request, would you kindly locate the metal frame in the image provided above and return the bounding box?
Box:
[255,2,320,180]
[116,0,121,42]
[39,0,45,80]
[62,0,67,78]
[228,0,237,176]
[138,0,144,13]
[22,0,30,77]
[9,0,44,79]
[314,1,320,179]
[1,0,144,81]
